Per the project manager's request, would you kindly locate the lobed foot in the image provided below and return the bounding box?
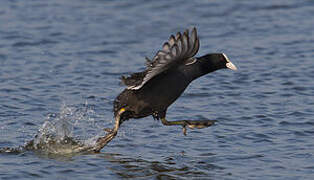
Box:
[182,120,216,136]
[161,117,216,136]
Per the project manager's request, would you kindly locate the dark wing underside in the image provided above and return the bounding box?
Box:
[121,27,200,90]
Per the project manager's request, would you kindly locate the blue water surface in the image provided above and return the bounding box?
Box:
[1,0,314,179]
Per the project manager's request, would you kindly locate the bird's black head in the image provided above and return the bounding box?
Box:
[201,53,237,70]
[196,53,237,77]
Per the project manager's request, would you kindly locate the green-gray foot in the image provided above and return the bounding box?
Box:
[161,118,216,136]
[182,120,216,136]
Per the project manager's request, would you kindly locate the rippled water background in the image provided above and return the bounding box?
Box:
[1,0,314,179]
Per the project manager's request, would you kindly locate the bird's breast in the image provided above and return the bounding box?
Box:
[114,70,191,119]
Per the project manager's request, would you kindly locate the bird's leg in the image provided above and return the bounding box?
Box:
[92,108,126,152]
[160,117,215,136]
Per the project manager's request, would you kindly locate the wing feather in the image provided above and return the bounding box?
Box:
[124,27,200,90]
[189,27,199,57]
[181,33,189,57]
[169,35,176,46]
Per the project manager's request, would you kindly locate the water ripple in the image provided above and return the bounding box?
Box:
[12,39,58,47]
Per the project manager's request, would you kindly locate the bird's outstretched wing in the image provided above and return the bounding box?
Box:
[121,27,200,90]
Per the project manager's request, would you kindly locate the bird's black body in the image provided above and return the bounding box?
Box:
[114,66,190,121]
[114,53,235,123]
[113,27,237,133]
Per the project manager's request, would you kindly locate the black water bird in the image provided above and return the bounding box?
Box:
[112,27,237,137]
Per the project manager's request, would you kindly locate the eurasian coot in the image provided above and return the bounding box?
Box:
[113,27,237,136]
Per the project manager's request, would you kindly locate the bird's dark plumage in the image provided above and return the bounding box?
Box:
[121,28,200,90]
[91,27,237,150]
[114,27,237,128]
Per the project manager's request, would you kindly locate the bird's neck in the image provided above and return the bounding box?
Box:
[186,56,224,80]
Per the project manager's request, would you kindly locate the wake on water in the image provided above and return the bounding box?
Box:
[0,103,117,155]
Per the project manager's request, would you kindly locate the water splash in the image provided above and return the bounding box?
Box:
[1,103,117,155]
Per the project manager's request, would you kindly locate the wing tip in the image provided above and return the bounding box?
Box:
[192,27,197,34]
